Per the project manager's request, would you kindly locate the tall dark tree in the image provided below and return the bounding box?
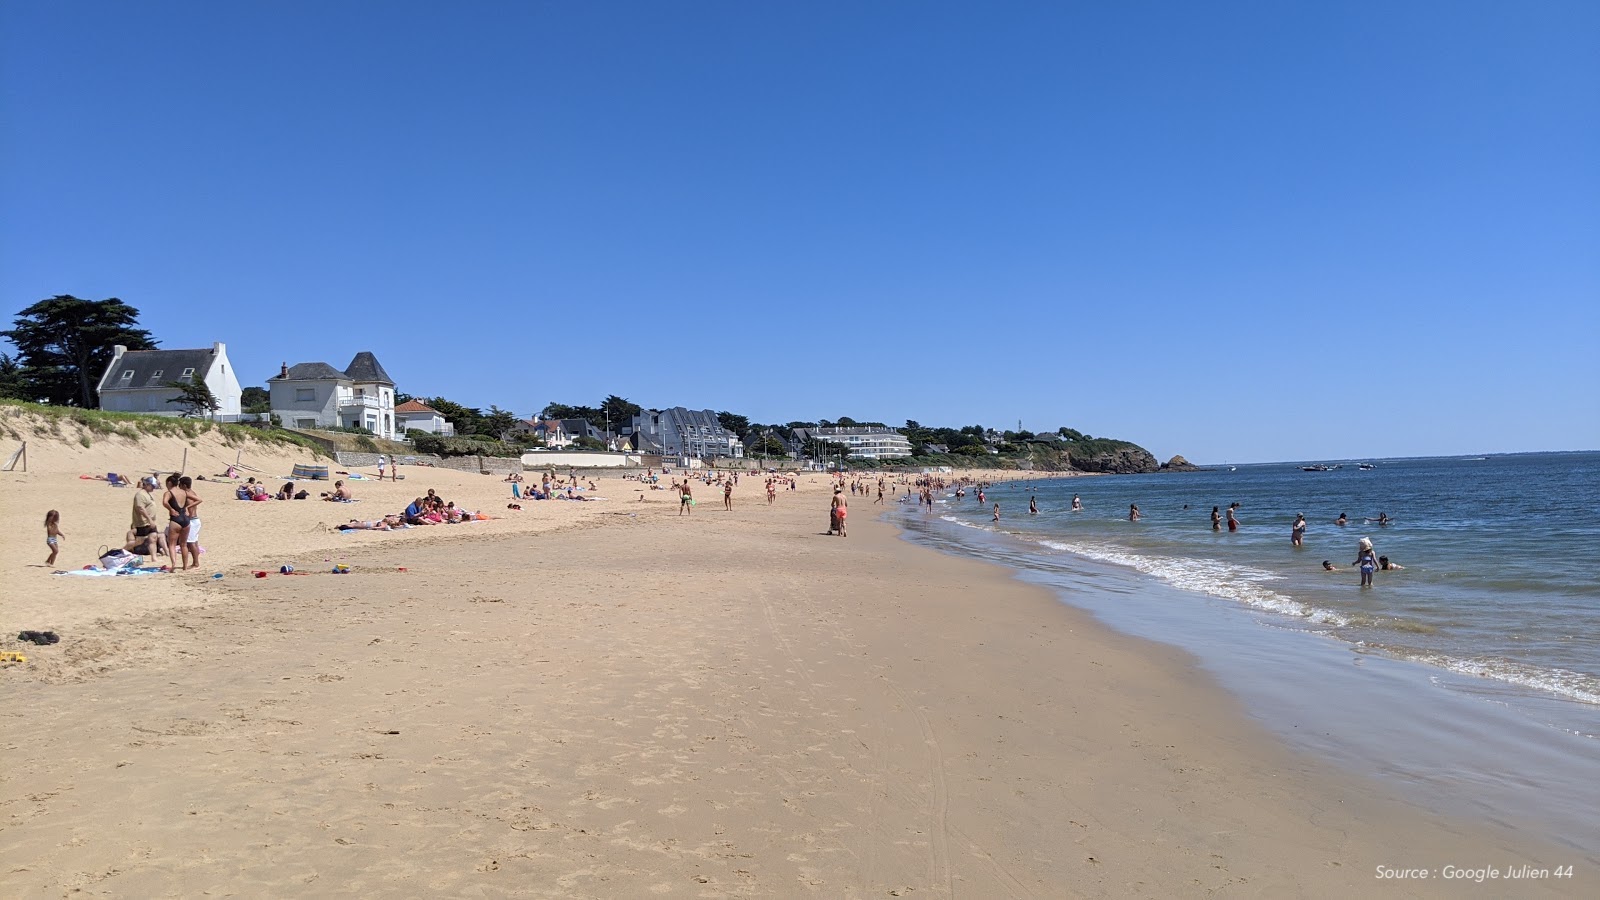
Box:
[2,295,157,407]
[480,405,518,440]
[716,411,749,436]
[0,353,28,400]
[166,377,221,418]
[600,395,641,430]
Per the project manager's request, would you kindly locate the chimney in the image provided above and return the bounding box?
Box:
[213,341,225,355]
[280,362,289,378]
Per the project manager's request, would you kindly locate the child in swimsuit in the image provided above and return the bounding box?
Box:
[44,509,64,566]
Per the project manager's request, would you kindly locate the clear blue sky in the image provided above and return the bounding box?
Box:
[4,2,1596,463]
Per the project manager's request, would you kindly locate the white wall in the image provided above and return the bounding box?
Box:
[520,451,639,468]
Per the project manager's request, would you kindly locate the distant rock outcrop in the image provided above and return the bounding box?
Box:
[1161,455,1200,472]
[1066,440,1160,474]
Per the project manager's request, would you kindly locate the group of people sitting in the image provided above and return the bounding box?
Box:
[235,477,357,502]
[237,478,309,501]
[403,489,482,525]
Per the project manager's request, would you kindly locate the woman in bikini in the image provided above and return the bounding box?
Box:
[162,474,192,571]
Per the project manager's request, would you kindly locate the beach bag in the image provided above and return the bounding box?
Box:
[98,547,142,570]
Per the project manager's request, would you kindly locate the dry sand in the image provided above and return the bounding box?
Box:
[1,416,1586,897]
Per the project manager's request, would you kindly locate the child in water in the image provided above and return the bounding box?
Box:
[1354,538,1378,587]
[44,509,64,566]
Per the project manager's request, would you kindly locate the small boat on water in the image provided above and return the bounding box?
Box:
[1358,463,1376,470]
[1300,464,1332,472]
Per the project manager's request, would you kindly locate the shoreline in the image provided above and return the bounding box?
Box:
[896,501,1600,864]
[4,461,1588,894]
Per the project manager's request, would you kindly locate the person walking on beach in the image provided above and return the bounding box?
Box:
[43,509,64,566]
[830,488,848,536]
[1354,537,1378,587]
[1292,513,1307,547]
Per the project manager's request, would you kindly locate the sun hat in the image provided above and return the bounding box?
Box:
[1359,536,1373,550]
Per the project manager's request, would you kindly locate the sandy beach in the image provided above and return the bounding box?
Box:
[1,417,1586,897]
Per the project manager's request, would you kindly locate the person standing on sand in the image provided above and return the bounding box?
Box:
[377,455,387,480]
[178,476,203,571]
[44,509,64,566]
[831,488,848,537]
[679,480,693,516]
[1292,513,1307,547]
[162,474,192,571]
[723,479,733,510]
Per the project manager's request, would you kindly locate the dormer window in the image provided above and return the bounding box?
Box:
[181,368,195,378]
[150,370,163,379]
[119,370,134,381]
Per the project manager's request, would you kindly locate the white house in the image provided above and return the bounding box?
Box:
[267,351,398,439]
[97,342,243,419]
[791,425,913,460]
[395,399,454,436]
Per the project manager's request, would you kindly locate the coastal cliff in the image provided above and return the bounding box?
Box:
[1065,440,1160,474]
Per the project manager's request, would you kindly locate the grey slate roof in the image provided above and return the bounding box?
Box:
[101,348,214,392]
[271,362,347,381]
[344,351,393,385]
[267,351,394,384]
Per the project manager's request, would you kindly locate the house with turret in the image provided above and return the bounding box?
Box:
[267,351,398,439]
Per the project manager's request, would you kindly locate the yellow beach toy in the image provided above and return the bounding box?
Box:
[0,651,26,664]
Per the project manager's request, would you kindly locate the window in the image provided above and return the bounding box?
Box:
[150,370,163,379]
[295,418,317,429]
[181,368,195,377]
[119,370,134,381]
[296,388,315,402]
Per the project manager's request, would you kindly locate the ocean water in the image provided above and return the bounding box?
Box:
[892,451,1600,854]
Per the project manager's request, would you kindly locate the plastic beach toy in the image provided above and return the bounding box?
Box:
[211,572,223,580]
[280,564,295,574]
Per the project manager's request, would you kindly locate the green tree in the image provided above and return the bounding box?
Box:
[747,433,787,458]
[424,397,483,435]
[2,295,157,407]
[0,353,28,400]
[601,395,641,430]
[480,405,518,440]
[166,376,221,418]
[241,386,270,413]
[716,411,749,436]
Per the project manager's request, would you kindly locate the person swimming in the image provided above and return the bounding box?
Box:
[1335,512,1348,526]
